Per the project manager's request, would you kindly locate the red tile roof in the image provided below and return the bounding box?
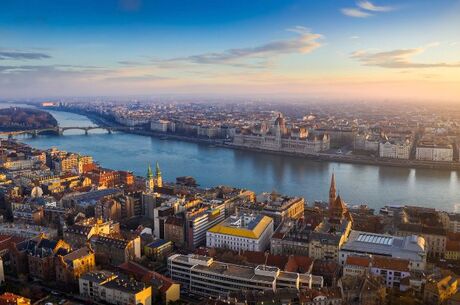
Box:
[345,256,371,267]
[372,256,410,272]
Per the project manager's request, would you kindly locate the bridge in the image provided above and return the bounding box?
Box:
[0,126,141,138]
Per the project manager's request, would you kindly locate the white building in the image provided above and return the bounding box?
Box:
[150,120,169,133]
[206,214,274,252]
[339,230,427,271]
[370,256,411,289]
[416,142,453,162]
[185,200,226,249]
[168,254,323,298]
[379,137,412,159]
[344,255,411,289]
[79,271,152,305]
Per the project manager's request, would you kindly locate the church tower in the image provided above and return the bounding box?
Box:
[155,161,163,188]
[146,164,154,192]
[329,173,337,206]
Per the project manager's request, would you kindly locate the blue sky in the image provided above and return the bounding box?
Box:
[1,0,459,101]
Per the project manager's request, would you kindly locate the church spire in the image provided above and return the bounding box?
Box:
[146,164,154,191]
[329,172,337,206]
[155,162,161,176]
[155,161,163,188]
[147,164,153,179]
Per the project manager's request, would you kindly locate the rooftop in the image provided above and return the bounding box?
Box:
[207,214,273,239]
[341,230,426,262]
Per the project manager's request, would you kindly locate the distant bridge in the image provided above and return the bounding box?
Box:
[0,126,141,138]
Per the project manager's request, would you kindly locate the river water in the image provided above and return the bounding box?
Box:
[1,102,460,212]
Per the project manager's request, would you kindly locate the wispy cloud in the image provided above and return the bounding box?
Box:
[357,0,393,12]
[351,44,460,68]
[341,8,372,18]
[341,1,395,18]
[151,26,323,69]
[0,50,51,60]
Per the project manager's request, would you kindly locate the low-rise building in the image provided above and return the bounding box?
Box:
[90,235,141,265]
[239,193,304,228]
[64,217,118,248]
[27,238,71,280]
[168,254,320,298]
[206,214,274,252]
[0,293,31,305]
[424,275,458,305]
[56,246,96,285]
[144,239,173,259]
[339,230,427,271]
[79,271,152,305]
[379,136,412,159]
[416,138,453,162]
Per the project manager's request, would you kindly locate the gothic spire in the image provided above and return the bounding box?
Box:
[329,172,337,206]
[147,164,153,179]
[155,161,161,176]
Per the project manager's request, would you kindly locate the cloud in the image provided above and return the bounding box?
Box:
[103,75,170,82]
[342,1,394,18]
[357,1,393,12]
[341,8,372,18]
[0,50,51,60]
[351,44,460,68]
[152,27,323,69]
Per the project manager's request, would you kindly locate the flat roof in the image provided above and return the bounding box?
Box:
[207,215,273,239]
[340,230,426,262]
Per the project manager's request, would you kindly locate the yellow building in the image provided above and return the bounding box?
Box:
[56,246,96,285]
[0,293,31,305]
[144,239,173,259]
[424,275,458,305]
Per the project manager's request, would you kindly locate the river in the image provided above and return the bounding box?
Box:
[1,102,460,212]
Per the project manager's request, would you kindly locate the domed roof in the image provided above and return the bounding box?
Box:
[31,186,43,198]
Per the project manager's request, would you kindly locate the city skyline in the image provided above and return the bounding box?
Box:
[1,0,459,102]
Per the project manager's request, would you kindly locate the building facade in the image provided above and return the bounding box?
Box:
[206,214,274,252]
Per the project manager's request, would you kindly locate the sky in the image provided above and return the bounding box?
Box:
[0,0,459,102]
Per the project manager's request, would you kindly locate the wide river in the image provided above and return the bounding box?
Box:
[2,102,460,212]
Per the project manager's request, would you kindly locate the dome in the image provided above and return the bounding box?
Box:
[31,186,43,198]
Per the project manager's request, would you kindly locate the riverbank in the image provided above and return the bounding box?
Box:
[37,105,460,171]
[225,144,460,170]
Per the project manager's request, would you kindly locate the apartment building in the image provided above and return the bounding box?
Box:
[79,271,152,305]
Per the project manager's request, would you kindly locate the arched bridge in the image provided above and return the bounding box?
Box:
[0,126,141,138]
